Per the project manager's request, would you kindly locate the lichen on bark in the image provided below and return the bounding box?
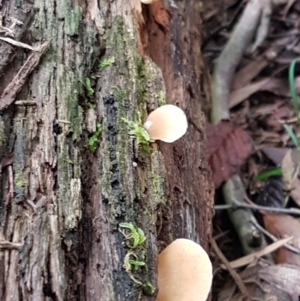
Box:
[83,13,169,300]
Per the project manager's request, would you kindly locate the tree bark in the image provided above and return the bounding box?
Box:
[0,0,213,301]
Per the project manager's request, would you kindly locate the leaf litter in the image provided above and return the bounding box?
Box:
[202,0,300,300]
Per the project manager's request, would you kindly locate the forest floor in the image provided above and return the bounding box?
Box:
[202,0,300,300]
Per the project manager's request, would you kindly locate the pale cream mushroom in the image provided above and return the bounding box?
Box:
[140,0,159,4]
[157,238,212,301]
[144,105,188,143]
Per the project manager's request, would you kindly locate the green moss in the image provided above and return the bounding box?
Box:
[56,65,84,141]
[135,57,151,106]
[119,222,146,248]
[0,117,7,147]
[56,0,82,36]
[99,57,115,70]
[89,123,102,152]
[142,282,156,296]
[84,78,94,98]
[121,113,152,154]
[95,16,162,298]
[15,172,26,188]
[157,90,166,106]
[87,102,96,109]
[112,85,127,104]
[149,174,165,203]
[112,17,126,56]
[0,131,6,146]
[148,151,167,207]
[119,222,155,294]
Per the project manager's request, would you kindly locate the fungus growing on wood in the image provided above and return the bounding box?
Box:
[157,238,212,301]
[140,0,159,4]
[144,105,188,143]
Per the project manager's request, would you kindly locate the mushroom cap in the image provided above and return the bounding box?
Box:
[144,105,188,143]
[157,238,212,301]
[140,0,159,3]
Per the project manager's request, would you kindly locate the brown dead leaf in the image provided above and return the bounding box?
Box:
[275,247,300,266]
[251,100,283,118]
[206,121,252,188]
[264,105,294,129]
[219,236,292,270]
[282,149,296,177]
[219,261,293,301]
[281,149,300,206]
[256,130,285,146]
[258,264,300,299]
[287,180,300,207]
[230,78,290,108]
[262,78,290,97]
[262,147,298,166]
[263,213,300,266]
[232,42,287,90]
[280,0,296,17]
[232,56,269,90]
[230,79,269,108]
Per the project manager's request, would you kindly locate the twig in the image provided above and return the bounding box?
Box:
[250,219,300,254]
[219,236,292,270]
[0,40,50,111]
[211,0,263,124]
[248,0,272,53]
[202,0,246,49]
[214,199,300,215]
[210,237,252,301]
[6,165,14,205]
[0,36,39,51]
[223,175,270,256]
[0,240,22,250]
[188,117,204,135]
[213,230,230,241]
[15,100,37,106]
[0,26,15,37]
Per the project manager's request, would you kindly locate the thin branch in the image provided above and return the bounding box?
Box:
[0,241,22,250]
[188,117,204,135]
[219,237,292,270]
[0,36,39,51]
[210,237,252,301]
[6,165,14,205]
[15,100,37,106]
[0,40,50,111]
[214,199,300,216]
[250,219,300,254]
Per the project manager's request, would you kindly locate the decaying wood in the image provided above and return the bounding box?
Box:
[146,0,214,250]
[0,6,35,76]
[0,241,22,250]
[0,0,213,301]
[0,40,50,110]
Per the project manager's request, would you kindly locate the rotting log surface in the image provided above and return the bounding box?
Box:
[144,1,214,248]
[0,1,213,301]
